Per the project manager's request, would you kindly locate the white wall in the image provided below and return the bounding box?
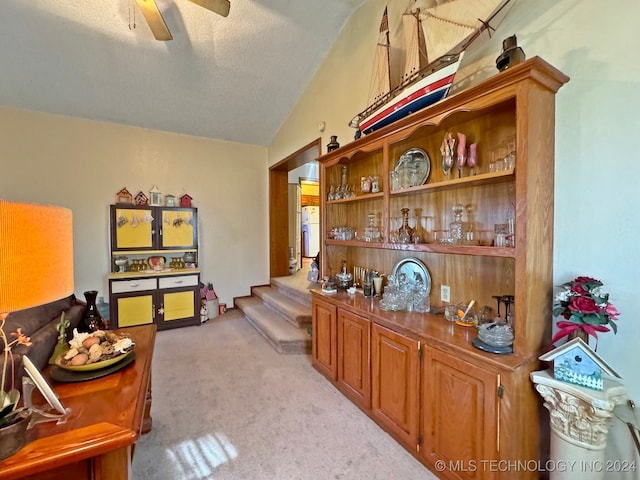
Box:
[0,106,269,307]
[269,0,640,405]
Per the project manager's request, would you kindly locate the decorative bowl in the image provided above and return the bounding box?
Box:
[55,350,132,372]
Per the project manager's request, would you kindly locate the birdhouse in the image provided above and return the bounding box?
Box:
[539,337,621,391]
[115,187,133,204]
[165,194,177,207]
[149,185,162,206]
[134,191,149,206]
[180,193,193,207]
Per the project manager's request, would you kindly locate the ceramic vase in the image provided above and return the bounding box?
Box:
[80,290,106,332]
[327,135,340,152]
[0,409,31,460]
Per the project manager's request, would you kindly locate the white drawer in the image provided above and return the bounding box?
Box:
[111,278,157,293]
[159,275,199,289]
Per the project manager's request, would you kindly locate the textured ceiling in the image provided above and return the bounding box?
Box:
[0,0,366,146]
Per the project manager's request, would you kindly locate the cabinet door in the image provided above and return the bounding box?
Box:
[422,348,499,480]
[337,309,370,409]
[111,206,154,250]
[312,298,337,380]
[160,208,197,248]
[111,291,155,328]
[158,287,198,329]
[371,323,419,448]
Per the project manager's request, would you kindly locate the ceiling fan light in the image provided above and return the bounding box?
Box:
[135,0,173,41]
[188,0,231,18]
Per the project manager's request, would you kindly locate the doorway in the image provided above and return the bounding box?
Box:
[269,139,321,278]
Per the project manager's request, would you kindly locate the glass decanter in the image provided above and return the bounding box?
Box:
[364,213,381,242]
[398,208,414,244]
[448,203,465,245]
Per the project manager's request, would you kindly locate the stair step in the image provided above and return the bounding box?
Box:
[270,275,316,307]
[236,297,311,355]
[252,286,311,328]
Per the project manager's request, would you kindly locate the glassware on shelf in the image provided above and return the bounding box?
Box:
[494,223,509,247]
[503,137,516,170]
[456,132,466,178]
[360,176,371,193]
[389,171,400,191]
[379,273,431,312]
[330,226,355,241]
[409,168,419,187]
[448,204,465,245]
[364,213,381,242]
[371,175,380,193]
[464,204,476,244]
[433,229,450,244]
[468,143,478,175]
[440,132,455,177]
[372,275,383,297]
[327,185,335,201]
[398,208,414,244]
[114,256,128,272]
[335,259,353,290]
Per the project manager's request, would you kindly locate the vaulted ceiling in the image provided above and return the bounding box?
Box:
[0,1,366,146]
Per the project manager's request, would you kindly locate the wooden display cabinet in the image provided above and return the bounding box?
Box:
[311,297,337,380]
[312,57,569,479]
[421,347,499,480]
[337,309,371,410]
[371,323,419,450]
[108,204,200,330]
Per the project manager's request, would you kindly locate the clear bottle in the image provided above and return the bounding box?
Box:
[371,175,380,193]
[448,204,465,244]
[364,213,381,242]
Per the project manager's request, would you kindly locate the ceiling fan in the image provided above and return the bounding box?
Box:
[135,0,230,41]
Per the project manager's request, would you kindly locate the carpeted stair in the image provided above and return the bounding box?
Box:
[235,275,315,354]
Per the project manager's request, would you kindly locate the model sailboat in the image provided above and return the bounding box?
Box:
[351,0,510,136]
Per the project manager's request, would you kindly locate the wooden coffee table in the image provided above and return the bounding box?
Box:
[0,324,156,480]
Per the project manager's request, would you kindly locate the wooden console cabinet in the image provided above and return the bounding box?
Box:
[312,58,569,480]
[0,325,155,480]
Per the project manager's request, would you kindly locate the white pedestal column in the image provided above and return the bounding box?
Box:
[531,370,627,480]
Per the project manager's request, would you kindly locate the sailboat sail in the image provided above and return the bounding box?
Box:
[375,8,391,98]
[353,0,509,135]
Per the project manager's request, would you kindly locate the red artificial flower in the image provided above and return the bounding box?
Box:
[574,276,599,284]
[568,296,600,315]
[571,284,587,295]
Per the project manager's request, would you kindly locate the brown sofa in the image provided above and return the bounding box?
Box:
[3,295,84,393]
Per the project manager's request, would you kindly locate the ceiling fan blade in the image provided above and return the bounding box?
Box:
[187,0,231,17]
[135,0,173,41]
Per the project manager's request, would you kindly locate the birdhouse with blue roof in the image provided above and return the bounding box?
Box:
[539,337,621,391]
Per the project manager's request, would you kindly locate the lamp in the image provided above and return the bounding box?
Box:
[0,200,74,457]
[0,200,74,316]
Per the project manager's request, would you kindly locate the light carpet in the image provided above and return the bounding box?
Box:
[131,310,436,480]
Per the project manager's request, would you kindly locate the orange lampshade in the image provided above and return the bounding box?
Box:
[0,200,74,314]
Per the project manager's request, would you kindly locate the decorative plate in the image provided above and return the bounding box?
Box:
[391,257,431,294]
[55,350,132,372]
[147,256,166,268]
[51,352,136,382]
[394,148,430,186]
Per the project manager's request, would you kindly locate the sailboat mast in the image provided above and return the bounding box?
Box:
[384,17,391,91]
